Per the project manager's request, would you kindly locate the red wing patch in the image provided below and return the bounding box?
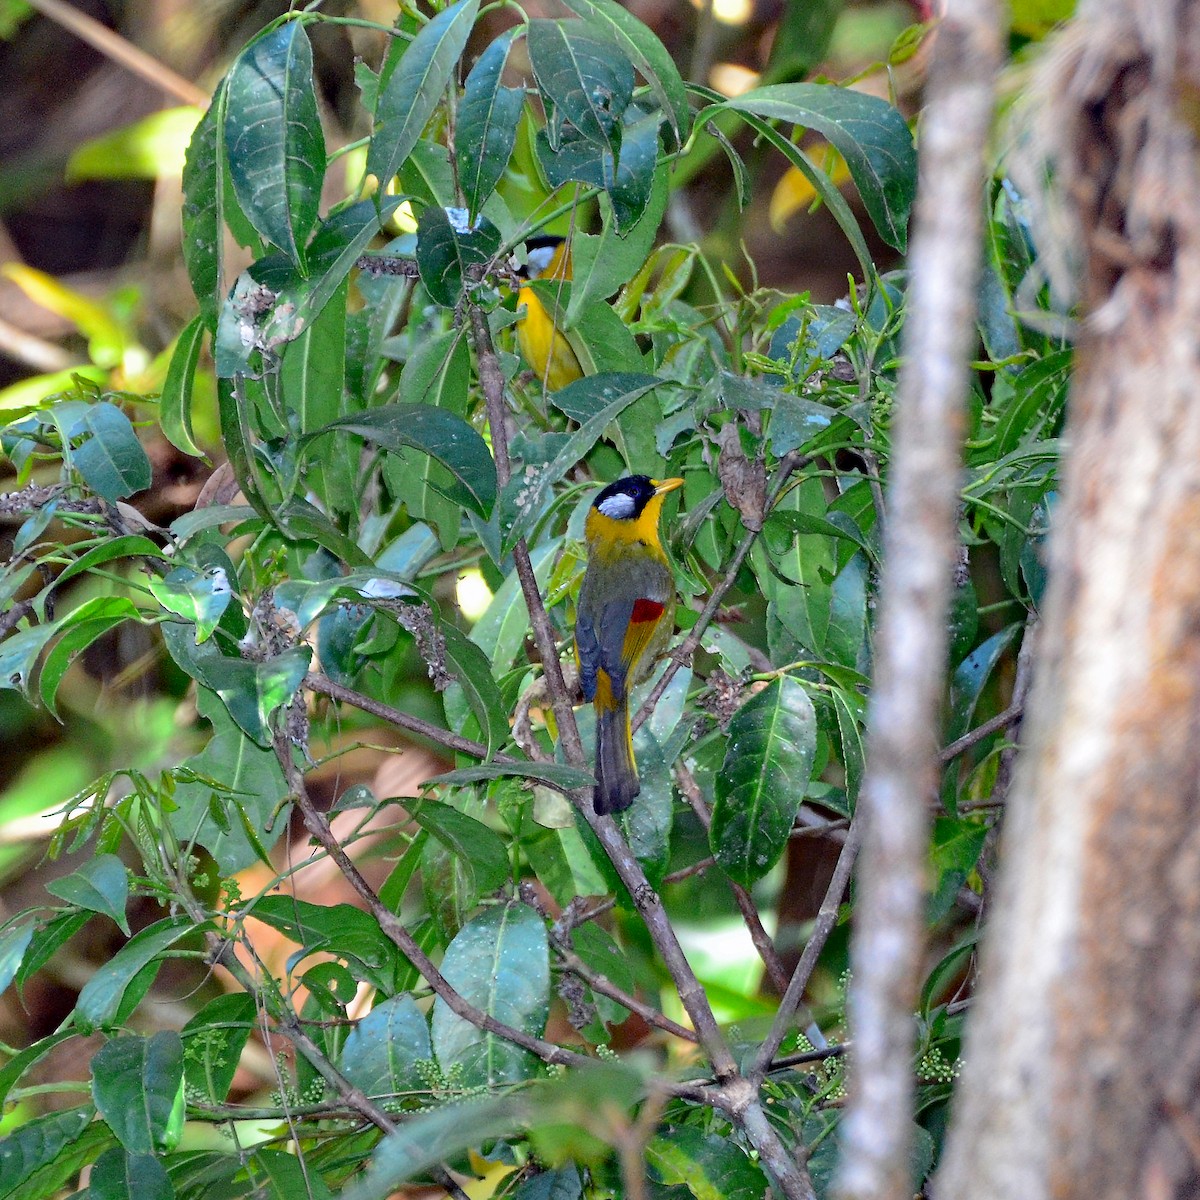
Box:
[630,598,665,624]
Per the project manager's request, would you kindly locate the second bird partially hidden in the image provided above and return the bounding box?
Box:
[575,475,683,815]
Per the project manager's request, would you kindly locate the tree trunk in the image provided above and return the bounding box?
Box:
[935,3,1200,1197]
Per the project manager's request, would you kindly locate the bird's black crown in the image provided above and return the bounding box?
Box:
[592,475,656,520]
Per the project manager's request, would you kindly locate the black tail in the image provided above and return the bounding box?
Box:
[594,696,640,814]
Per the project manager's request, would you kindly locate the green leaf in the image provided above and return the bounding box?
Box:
[91,1032,185,1154]
[0,1107,95,1200]
[251,897,404,994]
[160,622,311,747]
[410,799,511,895]
[535,109,660,231]
[309,403,496,518]
[340,993,432,1100]
[39,597,141,718]
[647,1125,769,1200]
[76,918,195,1032]
[527,19,634,154]
[367,0,480,189]
[570,925,636,1027]
[469,538,558,671]
[181,992,257,1103]
[768,394,837,457]
[830,685,866,809]
[440,623,511,759]
[0,624,57,696]
[722,83,917,251]
[564,163,669,325]
[0,1032,76,1111]
[181,81,226,330]
[224,22,325,265]
[148,567,231,643]
[343,1095,524,1200]
[428,762,595,794]
[457,29,525,219]
[431,902,549,1087]
[45,854,130,935]
[946,623,1021,742]
[415,204,502,309]
[160,314,208,458]
[710,677,817,886]
[502,373,659,551]
[15,913,88,996]
[169,686,289,874]
[87,1147,175,1200]
[559,0,690,147]
[73,402,152,502]
[0,918,33,995]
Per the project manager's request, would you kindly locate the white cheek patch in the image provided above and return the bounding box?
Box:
[526,246,557,279]
[597,493,637,519]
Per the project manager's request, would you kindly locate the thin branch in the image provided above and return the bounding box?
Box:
[24,0,209,107]
[274,729,593,1072]
[938,701,1025,764]
[834,3,1005,1197]
[555,944,699,1044]
[749,818,864,1084]
[676,762,790,994]
[306,673,507,763]
[633,451,806,733]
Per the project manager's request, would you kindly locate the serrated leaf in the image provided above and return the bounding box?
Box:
[91,1032,185,1154]
[368,0,480,189]
[340,993,432,1101]
[457,29,525,219]
[710,676,817,886]
[432,902,549,1087]
[72,402,152,502]
[309,403,496,518]
[527,19,634,154]
[76,918,195,1032]
[224,23,325,265]
[560,0,689,147]
[722,83,917,252]
[45,854,130,935]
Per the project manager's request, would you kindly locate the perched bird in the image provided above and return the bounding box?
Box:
[516,235,583,392]
[575,475,684,814]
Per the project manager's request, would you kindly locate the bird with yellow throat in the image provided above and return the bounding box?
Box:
[515,235,583,392]
[575,475,683,814]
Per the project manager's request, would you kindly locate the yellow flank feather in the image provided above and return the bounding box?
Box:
[516,239,583,392]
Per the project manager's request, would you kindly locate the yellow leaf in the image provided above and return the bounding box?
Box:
[65,107,203,182]
[768,144,853,233]
[2,265,126,368]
